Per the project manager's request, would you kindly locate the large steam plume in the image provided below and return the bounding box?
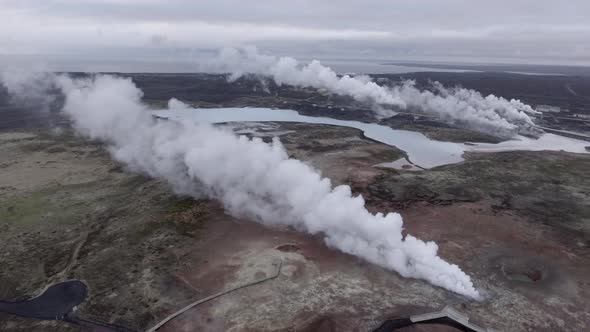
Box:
[1,73,481,299]
[203,47,538,136]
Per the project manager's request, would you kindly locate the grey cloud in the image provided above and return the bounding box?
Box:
[0,0,589,67]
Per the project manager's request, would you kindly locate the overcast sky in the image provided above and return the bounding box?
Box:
[0,0,589,71]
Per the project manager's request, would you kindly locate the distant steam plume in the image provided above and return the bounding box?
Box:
[1,73,481,299]
[203,46,539,136]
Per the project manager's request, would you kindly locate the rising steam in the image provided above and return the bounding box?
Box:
[0,71,57,111]
[203,46,539,136]
[1,72,481,299]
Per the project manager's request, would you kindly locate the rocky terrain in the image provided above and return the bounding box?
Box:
[1,119,589,331]
[1,72,590,331]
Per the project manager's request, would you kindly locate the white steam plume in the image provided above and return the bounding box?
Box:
[202,46,538,136]
[0,71,57,111]
[1,73,481,299]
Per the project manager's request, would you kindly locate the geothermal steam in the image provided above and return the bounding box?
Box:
[0,71,57,111]
[203,47,538,136]
[1,73,481,299]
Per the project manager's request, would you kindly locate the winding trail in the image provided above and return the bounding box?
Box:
[146,259,283,332]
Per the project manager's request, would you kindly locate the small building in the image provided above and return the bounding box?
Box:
[573,113,590,119]
[536,105,561,113]
[373,306,497,332]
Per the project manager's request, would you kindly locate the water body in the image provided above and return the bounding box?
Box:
[0,280,87,320]
[0,280,139,331]
[154,108,589,168]
[385,62,590,76]
[298,58,476,75]
[0,54,475,75]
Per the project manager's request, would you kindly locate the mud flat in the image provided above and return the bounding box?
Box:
[1,123,589,332]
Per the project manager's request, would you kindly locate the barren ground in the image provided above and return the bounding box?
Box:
[1,123,589,332]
